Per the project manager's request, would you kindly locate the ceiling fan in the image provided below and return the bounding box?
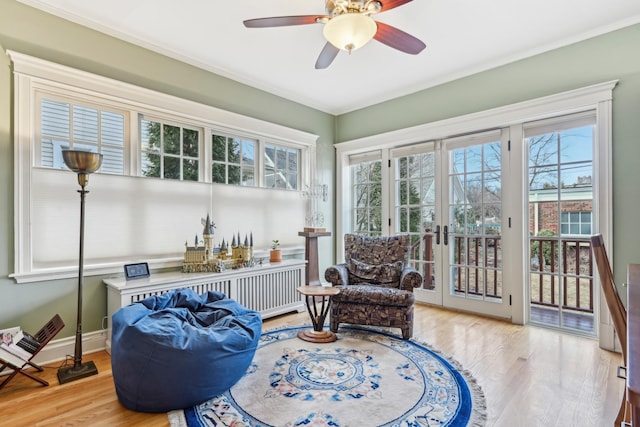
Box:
[243,0,426,69]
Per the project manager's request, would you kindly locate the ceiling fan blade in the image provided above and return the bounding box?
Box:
[379,0,414,12]
[243,15,324,28]
[374,21,426,55]
[315,42,340,69]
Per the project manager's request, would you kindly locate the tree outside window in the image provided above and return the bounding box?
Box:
[141,118,200,181]
[352,160,382,236]
[212,134,256,186]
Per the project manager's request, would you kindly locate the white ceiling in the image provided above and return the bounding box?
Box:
[18,0,640,115]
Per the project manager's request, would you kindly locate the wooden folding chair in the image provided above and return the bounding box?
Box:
[0,314,65,390]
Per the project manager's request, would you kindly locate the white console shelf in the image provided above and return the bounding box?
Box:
[104,259,306,352]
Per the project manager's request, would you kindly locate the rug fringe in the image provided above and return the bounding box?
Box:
[168,409,187,427]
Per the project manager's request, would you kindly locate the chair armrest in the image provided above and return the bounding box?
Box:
[400,267,423,291]
[325,264,349,286]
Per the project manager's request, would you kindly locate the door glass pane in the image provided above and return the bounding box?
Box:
[484,142,501,171]
[447,139,503,301]
[409,207,421,233]
[398,181,407,204]
[466,145,483,173]
[451,150,464,173]
[398,207,407,233]
[394,152,435,290]
[398,157,408,179]
[527,122,595,335]
[351,159,382,237]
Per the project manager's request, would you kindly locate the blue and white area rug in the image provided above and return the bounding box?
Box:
[169,325,486,427]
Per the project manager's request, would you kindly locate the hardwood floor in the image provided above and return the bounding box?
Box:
[0,304,623,426]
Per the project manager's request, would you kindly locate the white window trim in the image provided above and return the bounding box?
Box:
[10,51,318,283]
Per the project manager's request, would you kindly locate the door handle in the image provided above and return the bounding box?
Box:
[444,225,449,245]
[435,225,440,245]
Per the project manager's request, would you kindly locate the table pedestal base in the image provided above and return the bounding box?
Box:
[297,329,337,343]
[296,285,341,344]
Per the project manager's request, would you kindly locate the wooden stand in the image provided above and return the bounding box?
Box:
[298,230,331,286]
[0,314,65,390]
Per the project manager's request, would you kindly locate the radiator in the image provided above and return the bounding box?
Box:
[104,259,306,352]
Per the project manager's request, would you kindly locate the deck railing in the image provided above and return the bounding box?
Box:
[529,237,593,313]
[410,235,594,314]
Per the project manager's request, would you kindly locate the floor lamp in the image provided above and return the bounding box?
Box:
[57,149,102,384]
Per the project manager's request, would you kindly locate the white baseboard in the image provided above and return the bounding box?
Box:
[1,329,108,375]
[599,322,621,353]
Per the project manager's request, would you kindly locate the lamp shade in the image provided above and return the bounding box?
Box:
[323,13,377,52]
[62,150,103,174]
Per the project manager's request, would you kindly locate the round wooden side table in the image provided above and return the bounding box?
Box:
[296,285,341,343]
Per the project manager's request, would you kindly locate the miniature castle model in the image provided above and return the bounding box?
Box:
[182,214,256,273]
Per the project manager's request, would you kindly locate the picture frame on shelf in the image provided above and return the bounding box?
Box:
[124,262,150,280]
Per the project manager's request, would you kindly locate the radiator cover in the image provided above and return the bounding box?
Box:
[104,259,306,352]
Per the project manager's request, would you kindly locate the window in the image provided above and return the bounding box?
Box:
[265,144,299,190]
[39,96,126,174]
[11,51,318,283]
[141,118,200,181]
[349,153,382,236]
[561,211,592,235]
[211,134,256,186]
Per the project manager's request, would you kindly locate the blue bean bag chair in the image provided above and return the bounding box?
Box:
[111,288,262,413]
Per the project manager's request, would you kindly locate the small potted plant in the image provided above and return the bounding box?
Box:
[269,240,282,263]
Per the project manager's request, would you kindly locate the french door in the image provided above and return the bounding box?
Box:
[339,83,614,336]
[391,130,511,318]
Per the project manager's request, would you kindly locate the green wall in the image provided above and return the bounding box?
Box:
[338,24,640,298]
[0,0,336,336]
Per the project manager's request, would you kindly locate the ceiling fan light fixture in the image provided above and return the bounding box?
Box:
[323,13,376,53]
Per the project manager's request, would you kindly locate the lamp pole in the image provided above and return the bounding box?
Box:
[58,150,102,384]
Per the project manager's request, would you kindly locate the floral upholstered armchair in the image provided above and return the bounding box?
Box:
[324,234,423,339]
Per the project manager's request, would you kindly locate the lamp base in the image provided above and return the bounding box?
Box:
[57,360,98,384]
